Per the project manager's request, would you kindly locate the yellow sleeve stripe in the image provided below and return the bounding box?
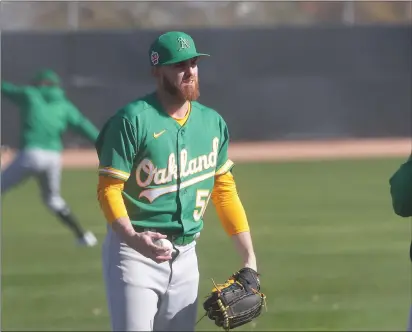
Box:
[98,167,130,181]
[216,159,234,176]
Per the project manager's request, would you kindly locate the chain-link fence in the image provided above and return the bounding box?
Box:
[1,1,411,31]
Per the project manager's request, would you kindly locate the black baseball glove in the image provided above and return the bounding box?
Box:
[202,267,266,331]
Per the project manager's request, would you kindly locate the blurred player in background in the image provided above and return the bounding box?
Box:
[1,69,99,247]
[389,155,412,331]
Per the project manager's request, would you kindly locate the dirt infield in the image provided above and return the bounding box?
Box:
[1,138,410,169]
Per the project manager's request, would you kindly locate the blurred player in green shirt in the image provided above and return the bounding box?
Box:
[2,69,99,247]
[389,154,412,331]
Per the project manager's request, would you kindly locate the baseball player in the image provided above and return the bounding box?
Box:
[389,154,412,331]
[96,31,259,331]
[1,69,99,247]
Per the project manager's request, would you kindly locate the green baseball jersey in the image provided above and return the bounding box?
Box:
[96,92,234,236]
[389,155,412,217]
[1,82,99,151]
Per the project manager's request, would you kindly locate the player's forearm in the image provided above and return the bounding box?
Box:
[97,177,136,241]
[74,119,100,142]
[111,216,136,239]
[232,231,257,272]
[211,172,250,235]
[1,81,16,94]
[1,81,24,102]
[211,172,257,270]
[97,175,129,223]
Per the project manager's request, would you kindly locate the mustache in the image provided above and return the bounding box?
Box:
[182,76,196,83]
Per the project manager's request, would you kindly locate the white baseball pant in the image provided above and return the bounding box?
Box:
[1,148,66,211]
[102,226,200,331]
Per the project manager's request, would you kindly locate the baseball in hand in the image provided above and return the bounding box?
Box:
[154,238,174,251]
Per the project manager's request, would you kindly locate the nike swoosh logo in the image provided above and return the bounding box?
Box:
[153,130,166,139]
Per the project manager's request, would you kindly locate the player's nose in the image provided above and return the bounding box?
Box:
[185,65,195,77]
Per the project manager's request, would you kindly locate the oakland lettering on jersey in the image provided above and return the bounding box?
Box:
[136,137,218,187]
[136,137,219,203]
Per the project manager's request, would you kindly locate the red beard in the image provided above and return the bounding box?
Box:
[163,76,200,101]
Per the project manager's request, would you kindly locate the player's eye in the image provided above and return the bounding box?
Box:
[173,61,187,69]
[190,57,198,67]
[173,58,197,70]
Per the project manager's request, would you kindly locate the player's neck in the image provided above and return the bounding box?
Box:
[156,91,189,119]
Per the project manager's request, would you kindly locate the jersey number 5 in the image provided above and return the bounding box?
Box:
[193,190,211,222]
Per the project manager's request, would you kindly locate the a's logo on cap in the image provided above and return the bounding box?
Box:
[177,37,190,51]
[151,51,159,65]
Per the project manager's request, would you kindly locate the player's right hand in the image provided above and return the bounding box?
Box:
[127,231,173,264]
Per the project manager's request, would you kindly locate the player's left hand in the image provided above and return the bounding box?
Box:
[202,267,266,331]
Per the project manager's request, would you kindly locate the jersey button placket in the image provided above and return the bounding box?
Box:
[178,129,187,203]
[176,131,185,199]
[180,128,186,149]
[176,129,186,232]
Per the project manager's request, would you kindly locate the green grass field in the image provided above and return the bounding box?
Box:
[2,158,410,331]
